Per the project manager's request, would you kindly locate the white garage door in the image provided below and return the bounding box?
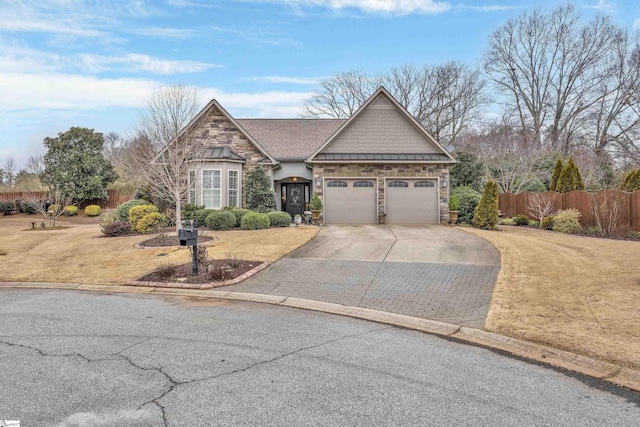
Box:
[324,179,377,224]
[386,179,439,224]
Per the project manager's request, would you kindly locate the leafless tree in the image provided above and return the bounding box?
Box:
[526,192,557,227]
[303,70,373,119]
[592,190,629,236]
[129,84,202,231]
[20,190,72,227]
[25,155,44,175]
[103,132,125,166]
[3,157,16,187]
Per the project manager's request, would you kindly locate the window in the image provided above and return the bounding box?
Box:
[202,170,221,209]
[388,181,408,188]
[327,181,348,188]
[228,170,239,208]
[353,181,374,188]
[414,181,435,188]
[189,170,196,205]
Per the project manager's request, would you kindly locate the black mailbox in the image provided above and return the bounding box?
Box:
[178,228,198,246]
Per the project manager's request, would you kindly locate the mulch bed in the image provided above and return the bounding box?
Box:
[137,234,215,247]
[137,258,260,284]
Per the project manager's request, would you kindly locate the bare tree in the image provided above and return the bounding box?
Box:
[20,190,72,227]
[103,132,124,166]
[304,70,373,119]
[592,190,629,236]
[129,84,201,231]
[527,192,557,227]
[25,155,44,175]
[3,157,16,187]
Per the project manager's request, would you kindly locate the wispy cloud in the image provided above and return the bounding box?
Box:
[78,53,221,74]
[245,0,451,15]
[633,18,640,30]
[585,0,614,11]
[456,4,522,12]
[133,27,195,39]
[247,75,321,85]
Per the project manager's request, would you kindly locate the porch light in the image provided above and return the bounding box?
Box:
[315,176,322,188]
[292,176,298,182]
[441,177,448,188]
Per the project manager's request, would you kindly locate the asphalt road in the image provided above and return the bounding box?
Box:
[0,289,638,427]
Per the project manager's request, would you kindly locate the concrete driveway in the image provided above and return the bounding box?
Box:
[226,225,501,328]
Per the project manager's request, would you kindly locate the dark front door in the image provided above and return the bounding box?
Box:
[286,184,305,218]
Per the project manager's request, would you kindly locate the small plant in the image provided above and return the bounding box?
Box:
[473,180,499,230]
[552,209,582,234]
[528,220,539,227]
[64,205,78,216]
[154,263,178,280]
[84,205,102,216]
[498,217,516,225]
[206,266,227,282]
[205,211,237,231]
[195,209,216,225]
[241,212,271,230]
[586,226,601,235]
[267,211,292,227]
[0,201,14,215]
[227,255,243,268]
[195,245,209,266]
[114,199,149,221]
[40,221,46,229]
[135,212,168,234]
[228,208,251,227]
[448,192,460,211]
[309,194,322,211]
[514,214,529,226]
[101,221,133,237]
[541,216,554,230]
[128,204,158,229]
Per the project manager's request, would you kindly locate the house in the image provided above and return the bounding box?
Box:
[184,86,456,225]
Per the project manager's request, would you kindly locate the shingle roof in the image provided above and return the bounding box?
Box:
[198,146,245,162]
[313,153,452,162]
[237,119,346,160]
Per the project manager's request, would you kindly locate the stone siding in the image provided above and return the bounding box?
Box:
[313,163,450,224]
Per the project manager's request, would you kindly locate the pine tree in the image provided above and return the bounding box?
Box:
[550,158,564,191]
[572,159,585,190]
[472,180,499,230]
[621,169,640,192]
[245,167,276,213]
[556,158,583,193]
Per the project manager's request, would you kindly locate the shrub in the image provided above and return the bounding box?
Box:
[135,212,168,234]
[206,266,228,282]
[542,216,554,230]
[16,199,37,214]
[528,220,540,227]
[514,214,529,226]
[267,211,292,227]
[154,263,178,280]
[196,246,209,266]
[309,194,322,211]
[48,204,62,214]
[64,205,78,216]
[448,192,460,211]
[229,208,252,226]
[182,204,204,221]
[114,199,150,221]
[452,186,481,225]
[195,209,216,225]
[241,211,270,230]
[101,221,132,237]
[245,167,276,212]
[84,205,102,216]
[552,209,582,234]
[498,217,515,225]
[205,211,237,231]
[556,158,585,193]
[472,180,499,230]
[0,201,14,215]
[621,169,640,192]
[128,205,157,229]
[550,158,564,191]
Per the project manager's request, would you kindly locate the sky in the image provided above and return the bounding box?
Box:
[1,0,638,169]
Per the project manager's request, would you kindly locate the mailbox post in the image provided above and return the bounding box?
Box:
[178,222,199,275]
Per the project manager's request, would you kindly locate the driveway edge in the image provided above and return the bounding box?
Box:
[1,281,638,393]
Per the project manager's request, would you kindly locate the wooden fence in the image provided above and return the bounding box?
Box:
[0,189,131,210]
[499,190,640,231]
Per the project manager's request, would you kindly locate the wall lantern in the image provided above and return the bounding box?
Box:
[315,176,322,188]
[441,177,448,188]
[292,176,298,182]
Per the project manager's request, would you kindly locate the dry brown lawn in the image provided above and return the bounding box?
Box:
[0,215,318,285]
[462,226,640,370]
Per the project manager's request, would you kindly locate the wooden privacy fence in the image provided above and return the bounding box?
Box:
[499,190,640,231]
[0,189,131,210]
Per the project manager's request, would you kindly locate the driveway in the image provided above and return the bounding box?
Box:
[226,225,501,328]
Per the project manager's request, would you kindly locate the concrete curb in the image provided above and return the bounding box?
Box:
[1,281,638,393]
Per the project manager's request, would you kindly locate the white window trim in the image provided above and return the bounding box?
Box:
[188,170,197,205]
[228,169,239,208]
[202,169,222,209]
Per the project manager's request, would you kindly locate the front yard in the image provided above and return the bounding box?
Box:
[0,214,318,285]
[463,226,640,370]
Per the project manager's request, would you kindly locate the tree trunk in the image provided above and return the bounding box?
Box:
[174,190,182,232]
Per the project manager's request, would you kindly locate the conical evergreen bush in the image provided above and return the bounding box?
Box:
[472,180,499,230]
[550,158,564,191]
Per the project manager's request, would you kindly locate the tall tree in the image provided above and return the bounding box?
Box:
[3,157,16,187]
[25,155,44,175]
[550,159,564,191]
[40,127,118,200]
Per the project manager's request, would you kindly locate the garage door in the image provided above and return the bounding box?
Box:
[386,179,439,224]
[324,179,377,224]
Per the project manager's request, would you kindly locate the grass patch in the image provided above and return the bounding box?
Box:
[0,249,7,256]
[462,226,640,370]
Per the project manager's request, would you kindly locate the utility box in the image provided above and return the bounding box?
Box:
[178,228,198,247]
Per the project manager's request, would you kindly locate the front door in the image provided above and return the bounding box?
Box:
[285,184,305,218]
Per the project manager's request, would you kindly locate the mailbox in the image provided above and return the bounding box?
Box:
[178,228,198,246]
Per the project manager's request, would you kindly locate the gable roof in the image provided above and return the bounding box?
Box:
[237,119,345,161]
[306,86,457,164]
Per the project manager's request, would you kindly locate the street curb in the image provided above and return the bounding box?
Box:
[1,281,638,393]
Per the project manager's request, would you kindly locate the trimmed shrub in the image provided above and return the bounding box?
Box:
[498,217,515,225]
[182,204,204,221]
[48,204,62,214]
[552,209,582,234]
[542,216,554,230]
[309,194,322,211]
[229,208,252,226]
[195,209,216,225]
[528,220,540,227]
[556,158,585,193]
[205,211,237,231]
[245,167,276,213]
[452,186,481,225]
[84,205,102,216]
[621,169,640,192]
[241,211,270,230]
[114,199,149,221]
[135,212,168,234]
[514,214,529,226]
[129,204,157,229]
[473,180,499,230]
[448,192,460,211]
[64,205,78,216]
[267,211,292,227]
[101,221,132,237]
[0,201,14,215]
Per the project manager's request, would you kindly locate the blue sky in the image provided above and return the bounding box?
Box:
[1,0,638,168]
